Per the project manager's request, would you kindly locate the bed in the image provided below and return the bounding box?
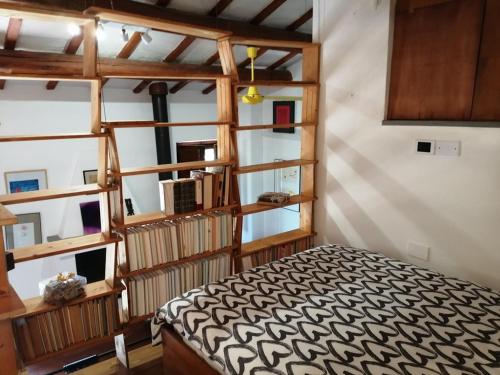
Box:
[151,244,500,374]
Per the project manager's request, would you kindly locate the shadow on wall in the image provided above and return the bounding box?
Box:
[317,131,493,280]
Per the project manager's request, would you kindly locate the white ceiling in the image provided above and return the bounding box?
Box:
[0,0,311,92]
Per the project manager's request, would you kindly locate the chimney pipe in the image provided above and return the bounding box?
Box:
[149,82,172,181]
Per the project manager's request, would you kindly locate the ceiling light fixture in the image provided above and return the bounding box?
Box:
[121,27,129,42]
[141,30,152,45]
[67,23,81,36]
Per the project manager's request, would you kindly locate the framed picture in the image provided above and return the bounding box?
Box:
[5,213,42,250]
[83,169,98,185]
[4,170,47,194]
[273,101,295,134]
[80,201,101,235]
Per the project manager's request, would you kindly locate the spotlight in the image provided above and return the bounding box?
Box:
[141,30,152,45]
[67,23,81,36]
[121,27,129,42]
[96,21,105,40]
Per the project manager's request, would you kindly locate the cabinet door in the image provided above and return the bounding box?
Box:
[387,0,484,121]
[471,0,500,120]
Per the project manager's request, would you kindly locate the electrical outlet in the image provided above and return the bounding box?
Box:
[407,241,430,261]
[435,140,460,156]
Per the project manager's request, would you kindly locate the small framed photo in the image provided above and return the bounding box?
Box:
[5,212,43,250]
[83,169,98,185]
[4,169,47,194]
[273,101,295,134]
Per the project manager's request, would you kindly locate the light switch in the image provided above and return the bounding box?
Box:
[435,140,460,156]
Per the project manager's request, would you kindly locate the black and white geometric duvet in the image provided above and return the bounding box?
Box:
[151,245,500,375]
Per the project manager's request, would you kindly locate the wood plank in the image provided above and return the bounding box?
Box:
[236,80,317,87]
[3,17,22,50]
[267,50,300,70]
[83,20,97,78]
[13,233,121,263]
[0,286,25,320]
[0,204,16,226]
[15,280,120,318]
[91,79,101,134]
[471,0,500,120]
[113,204,237,228]
[250,0,286,25]
[46,27,83,90]
[102,120,230,128]
[0,319,19,375]
[387,0,484,120]
[207,0,233,17]
[238,194,315,216]
[233,159,316,174]
[0,183,117,205]
[231,122,314,131]
[230,36,316,49]
[115,159,232,177]
[0,1,92,23]
[241,229,313,255]
[102,31,142,87]
[0,132,107,142]
[120,246,234,278]
[286,8,313,31]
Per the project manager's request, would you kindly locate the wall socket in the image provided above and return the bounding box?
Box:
[407,241,430,261]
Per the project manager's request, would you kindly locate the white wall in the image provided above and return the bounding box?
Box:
[315,0,500,290]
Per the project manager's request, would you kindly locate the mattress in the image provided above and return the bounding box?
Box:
[151,244,500,374]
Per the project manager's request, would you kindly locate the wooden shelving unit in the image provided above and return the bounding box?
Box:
[238,194,316,216]
[0,4,320,372]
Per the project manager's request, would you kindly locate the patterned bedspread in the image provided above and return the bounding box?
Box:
[151,245,500,375]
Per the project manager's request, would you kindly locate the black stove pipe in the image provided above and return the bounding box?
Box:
[149,82,172,181]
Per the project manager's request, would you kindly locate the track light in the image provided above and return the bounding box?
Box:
[67,23,81,36]
[141,30,152,45]
[121,27,129,42]
[96,21,105,40]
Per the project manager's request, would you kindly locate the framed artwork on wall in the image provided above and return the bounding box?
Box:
[5,212,42,250]
[273,101,295,134]
[80,201,101,235]
[4,169,48,194]
[83,169,98,185]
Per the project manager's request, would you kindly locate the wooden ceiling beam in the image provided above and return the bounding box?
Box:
[102,31,143,87]
[207,0,234,18]
[156,0,171,7]
[286,8,312,31]
[0,17,22,89]
[250,0,287,25]
[0,49,292,82]
[46,26,83,90]
[169,51,220,94]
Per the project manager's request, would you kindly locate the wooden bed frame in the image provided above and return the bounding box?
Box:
[161,325,219,375]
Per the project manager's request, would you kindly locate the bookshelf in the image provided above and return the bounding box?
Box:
[0,4,320,372]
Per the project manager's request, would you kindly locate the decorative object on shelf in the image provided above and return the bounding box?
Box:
[4,169,48,193]
[75,248,106,283]
[83,169,98,185]
[257,192,291,206]
[5,212,42,250]
[80,201,101,235]
[40,272,87,305]
[125,198,135,216]
[273,101,295,133]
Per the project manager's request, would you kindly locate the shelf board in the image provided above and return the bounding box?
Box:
[236,80,318,87]
[238,195,315,216]
[0,286,26,320]
[102,121,232,128]
[13,233,121,263]
[0,204,16,226]
[241,229,314,256]
[232,122,315,131]
[0,74,95,82]
[0,133,106,142]
[15,281,121,319]
[0,184,117,205]
[233,159,316,175]
[114,159,232,177]
[113,204,237,229]
[121,246,234,278]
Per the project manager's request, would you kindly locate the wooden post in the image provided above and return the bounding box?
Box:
[0,320,18,375]
[0,224,10,295]
[83,20,97,78]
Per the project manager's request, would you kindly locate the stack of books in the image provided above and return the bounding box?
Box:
[241,236,314,271]
[14,295,118,361]
[128,253,231,317]
[124,212,233,272]
[159,166,231,214]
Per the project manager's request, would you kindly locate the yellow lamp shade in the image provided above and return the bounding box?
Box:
[241,86,264,105]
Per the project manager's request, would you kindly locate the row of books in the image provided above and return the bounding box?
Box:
[14,295,118,361]
[241,236,314,271]
[124,212,233,272]
[159,167,231,214]
[128,253,231,317]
